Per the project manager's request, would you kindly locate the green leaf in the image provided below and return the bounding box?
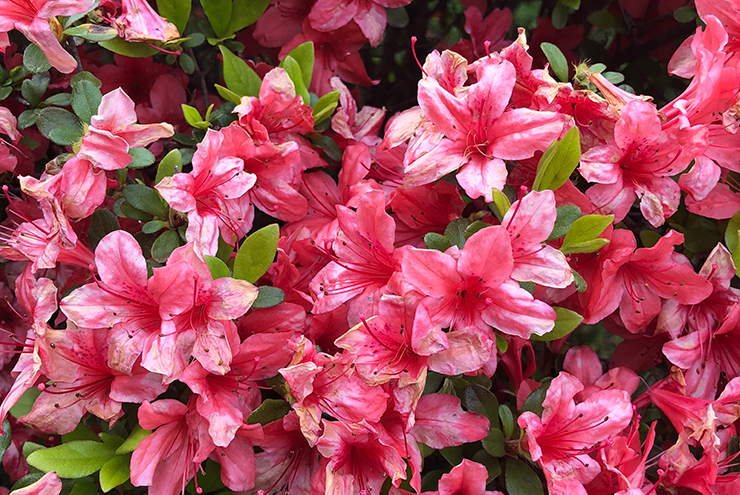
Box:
[233,224,279,283]
[151,230,181,262]
[314,135,342,162]
[547,204,581,241]
[23,44,51,74]
[36,107,83,145]
[313,90,340,124]
[156,149,182,184]
[99,38,158,57]
[179,52,195,74]
[440,445,463,467]
[99,454,130,492]
[0,86,11,101]
[725,209,740,252]
[62,424,99,443]
[252,286,285,309]
[115,426,151,455]
[26,440,117,478]
[21,73,50,107]
[674,6,697,23]
[491,188,511,217]
[0,420,11,463]
[181,104,210,129]
[88,210,121,251]
[9,387,41,419]
[541,42,568,82]
[45,92,72,106]
[521,379,551,416]
[70,476,98,495]
[532,126,581,192]
[156,0,191,32]
[424,232,452,252]
[464,384,500,428]
[119,200,152,221]
[561,0,580,8]
[482,428,505,457]
[200,0,231,37]
[444,218,472,249]
[279,55,310,104]
[247,398,290,425]
[551,1,568,29]
[531,307,583,341]
[560,214,613,255]
[215,83,243,105]
[49,128,84,146]
[219,46,261,97]
[464,220,489,239]
[498,404,515,439]
[99,433,125,451]
[142,220,167,234]
[204,255,231,279]
[225,0,269,36]
[23,441,45,459]
[63,24,118,42]
[71,80,102,123]
[505,457,544,495]
[386,6,410,27]
[573,269,587,292]
[282,42,313,89]
[495,334,508,353]
[18,109,39,129]
[11,474,45,492]
[70,72,102,89]
[127,148,156,169]
[124,184,169,218]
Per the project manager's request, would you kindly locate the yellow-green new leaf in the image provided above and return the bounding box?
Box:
[531,307,583,341]
[233,224,280,283]
[560,214,613,255]
[219,46,261,98]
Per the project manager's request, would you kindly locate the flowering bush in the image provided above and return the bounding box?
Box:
[0,0,739,493]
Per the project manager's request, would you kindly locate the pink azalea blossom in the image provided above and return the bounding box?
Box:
[114,0,179,42]
[9,471,61,495]
[518,372,634,494]
[77,88,174,171]
[0,0,95,73]
[307,0,412,47]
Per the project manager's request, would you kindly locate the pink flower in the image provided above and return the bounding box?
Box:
[307,0,412,47]
[114,0,179,42]
[0,0,95,73]
[77,88,174,171]
[401,225,557,340]
[156,127,257,255]
[518,372,634,494]
[9,471,61,495]
[406,55,564,201]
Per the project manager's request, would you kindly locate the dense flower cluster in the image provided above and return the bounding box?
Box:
[0,0,739,494]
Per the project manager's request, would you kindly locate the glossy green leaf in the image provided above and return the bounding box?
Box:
[45,92,72,106]
[547,204,581,241]
[99,38,158,58]
[725,209,740,252]
[115,426,152,455]
[252,286,285,309]
[156,149,182,184]
[219,46,261,97]
[204,255,231,279]
[0,420,11,463]
[70,71,102,89]
[9,387,41,419]
[63,24,118,42]
[279,55,310,104]
[482,428,505,457]
[21,73,49,107]
[532,126,581,192]
[247,398,290,425]
[498,404,515,439]
[225,0,269,36]
[181,104,210,129]
[151,230,181,262]
[26,441,117,478]
[573,269,587,292]
[18,109,39,129]
[156,0,191,32]
[505,457,544,495]
[531,307,583,341]
[424,232,452,252]
[313,90,340,124]
[142,220,167,234]
[200,0,231,37]
[215,83,243,105]
[23,44,51,74]
[464,384,500,428]
[119,200,152,221]
[282,42,313,89]
[560,214,613,255]
[99,454,130,492]
[521,379,551,416]
[62,425,99,443]
[491,188,511,217]
[464,220,489,239]
[495,334,508,353]
[444,218,472,249]
[36,107,83,145]
[233,224,279,283]
[88,209,121,251]
[541,42,568,82]
[123,184,169,218]
[127,147,156,169]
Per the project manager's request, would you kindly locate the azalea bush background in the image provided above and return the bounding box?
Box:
[0,0,738,494]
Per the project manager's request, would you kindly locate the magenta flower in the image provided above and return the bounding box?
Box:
[114,0,179,42]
